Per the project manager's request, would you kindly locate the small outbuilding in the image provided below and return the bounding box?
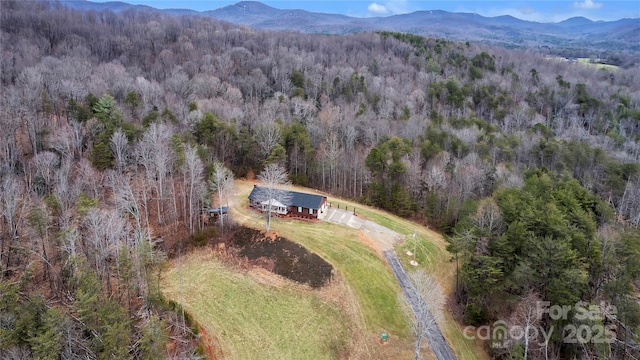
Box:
[248,185,328,219]
[207,207,228,221]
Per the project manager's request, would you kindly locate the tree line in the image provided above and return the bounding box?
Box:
[447,170,640,358]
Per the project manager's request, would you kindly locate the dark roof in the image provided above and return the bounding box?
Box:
[249,185,326,210]
[208,207,229,214]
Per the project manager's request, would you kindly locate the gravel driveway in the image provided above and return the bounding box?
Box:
[321,206,456,359]
[384,249,457,360]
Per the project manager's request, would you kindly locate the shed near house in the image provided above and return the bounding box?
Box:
[248,185,328,219]
[207,206,229,222]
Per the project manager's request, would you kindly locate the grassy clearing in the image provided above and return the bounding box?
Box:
[276,219,407,335]
[232,182,408,337]
[577,58,619,70]
[164,180,485,359]
[162,252,351,359]
[328,200,452,285]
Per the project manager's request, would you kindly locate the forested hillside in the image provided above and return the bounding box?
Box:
[1,1,639,359]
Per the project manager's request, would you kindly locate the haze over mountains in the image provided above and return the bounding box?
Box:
[60,0,640,52]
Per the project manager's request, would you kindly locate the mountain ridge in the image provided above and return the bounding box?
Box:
[58,0,640,52]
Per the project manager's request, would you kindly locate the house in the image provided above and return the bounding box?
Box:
[248,185,328,219]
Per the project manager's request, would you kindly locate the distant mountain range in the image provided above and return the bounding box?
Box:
[59,0,640,52]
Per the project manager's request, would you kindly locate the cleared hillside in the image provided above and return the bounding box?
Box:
[162,252,353,359]
[161,180,485,359]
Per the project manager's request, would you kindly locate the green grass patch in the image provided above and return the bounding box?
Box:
[577,58,619,70]
[275,219,408,336]
[170,181,485,359]
[325,197,486,360]
[162,255,350,359]
[331,200,409,234]
[233,188,408,336]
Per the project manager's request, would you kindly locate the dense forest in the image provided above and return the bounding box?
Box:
[1,1,639,359]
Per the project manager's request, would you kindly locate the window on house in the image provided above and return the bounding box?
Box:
[309,208,314,215]
[298,206,302,213]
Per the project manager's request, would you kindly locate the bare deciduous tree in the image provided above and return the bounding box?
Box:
[472,198,504,239]
[509,292,543,360]
[0,115,21,175]
[53,159,80,229]
[323,132,341,191]
[48,124,75,161]
[110,129,129,172]
[0,175,26,271]
[620,176,640,226]
[405,149,424,201]
[16,67,45,155]
[256,163,290,232]
[255,121,281,162]
[32,151,60,193]
[183,145,204,236]
[59,226,80,275]
[208,161,234,231]
[136,123,173,227]
[76,158,104,199]
[401,269,446,360]
[152,123,173,225]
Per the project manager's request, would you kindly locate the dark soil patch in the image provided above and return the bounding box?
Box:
[230,227,333,288]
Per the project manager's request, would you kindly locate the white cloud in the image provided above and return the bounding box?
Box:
[573,0,603,10]
[368,3,388,14]
[366,0,411,16]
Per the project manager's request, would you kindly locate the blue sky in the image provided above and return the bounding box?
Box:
[97,0,639,22]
